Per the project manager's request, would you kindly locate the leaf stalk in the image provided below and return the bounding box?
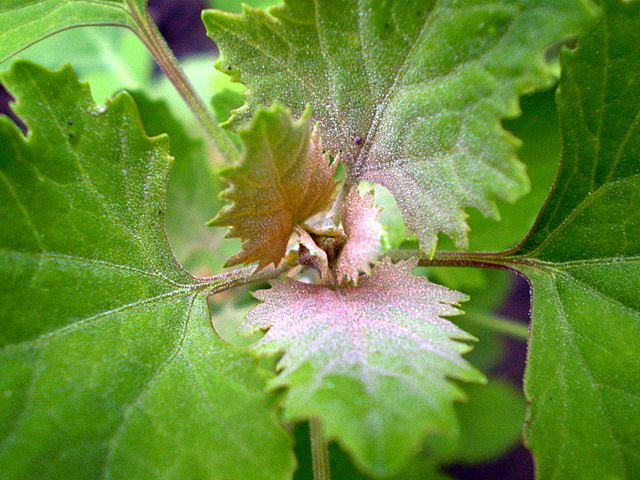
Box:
[197,263,291,295]
[463,312,529,341]
[310,418,331,480]
[126,2,239,163]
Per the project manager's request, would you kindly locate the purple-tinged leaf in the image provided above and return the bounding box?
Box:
[241,259,484,477]
[335,189,387,284]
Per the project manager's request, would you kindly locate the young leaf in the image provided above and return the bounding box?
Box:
[203,0,598,253]
[487,1,640,477]
[335,189,387,284]
[241,259,485,477]
[0,0,147,63]
[209,104,337,270]
[0,62,294,480]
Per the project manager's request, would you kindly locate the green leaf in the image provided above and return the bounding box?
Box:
[0,0,148,64]
[203,0,597,253]
[490,1,640,477]
[129,91,240,276]
[0,27,240,143]
[207,0,283,13]
[210,103,337,270]
[0,26,153,104]
[0,62,294,480]
[463,88,563,252]
[451,380,525,464]
[242,259,485,477]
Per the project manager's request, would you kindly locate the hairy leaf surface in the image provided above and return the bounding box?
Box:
[491,1,640,477]
[463,89,562,252]
[335,189,386,284]
[0,62,293,480]
[210,104,337,269]
[204,0,597,253]
[0,0,149,63]
[131,92,240,276]
[242,259,485,477]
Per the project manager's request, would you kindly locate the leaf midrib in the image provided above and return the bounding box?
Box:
[101,293,199,479]
[0,284,196,353]
[530,274,629,477]
[0,249,191,287]
[349,1,440,178]
[522,173,640,258]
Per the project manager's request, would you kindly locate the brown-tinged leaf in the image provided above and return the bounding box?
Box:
[204,0,597,254]
[294,226,333,280]
[240,259,484,477]
[335,189,387,284]
[209,104,337,270]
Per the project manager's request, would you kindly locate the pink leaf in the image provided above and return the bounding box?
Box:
[241,259,485,476]
[335,189,387,284]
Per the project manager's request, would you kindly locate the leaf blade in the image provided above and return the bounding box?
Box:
[489,2,640,477]
[0,0,143,64]
[242,259,484,477]
[210,103,337,269]
[203,0,597,252]
[130,91,239,276]
[0,61,294,480]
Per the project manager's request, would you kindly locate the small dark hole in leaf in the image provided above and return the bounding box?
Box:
[546,36,579,63]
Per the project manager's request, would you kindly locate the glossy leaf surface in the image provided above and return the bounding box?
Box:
[0,62,293,480]
[204,0,597,253]
[242,259,484,477]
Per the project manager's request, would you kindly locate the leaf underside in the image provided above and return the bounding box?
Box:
[204,0,597,253]
[0,62,293,480]
[242,259,485,478]
[209,103,337,270]
[0,0,145,64]
[497,1,640,477]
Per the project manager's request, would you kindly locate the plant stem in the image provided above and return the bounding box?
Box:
[126,2,239,163]
[464,312,530,341]
[310,418,331,480]
[389,248,540,270]
[197,263,290,295]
